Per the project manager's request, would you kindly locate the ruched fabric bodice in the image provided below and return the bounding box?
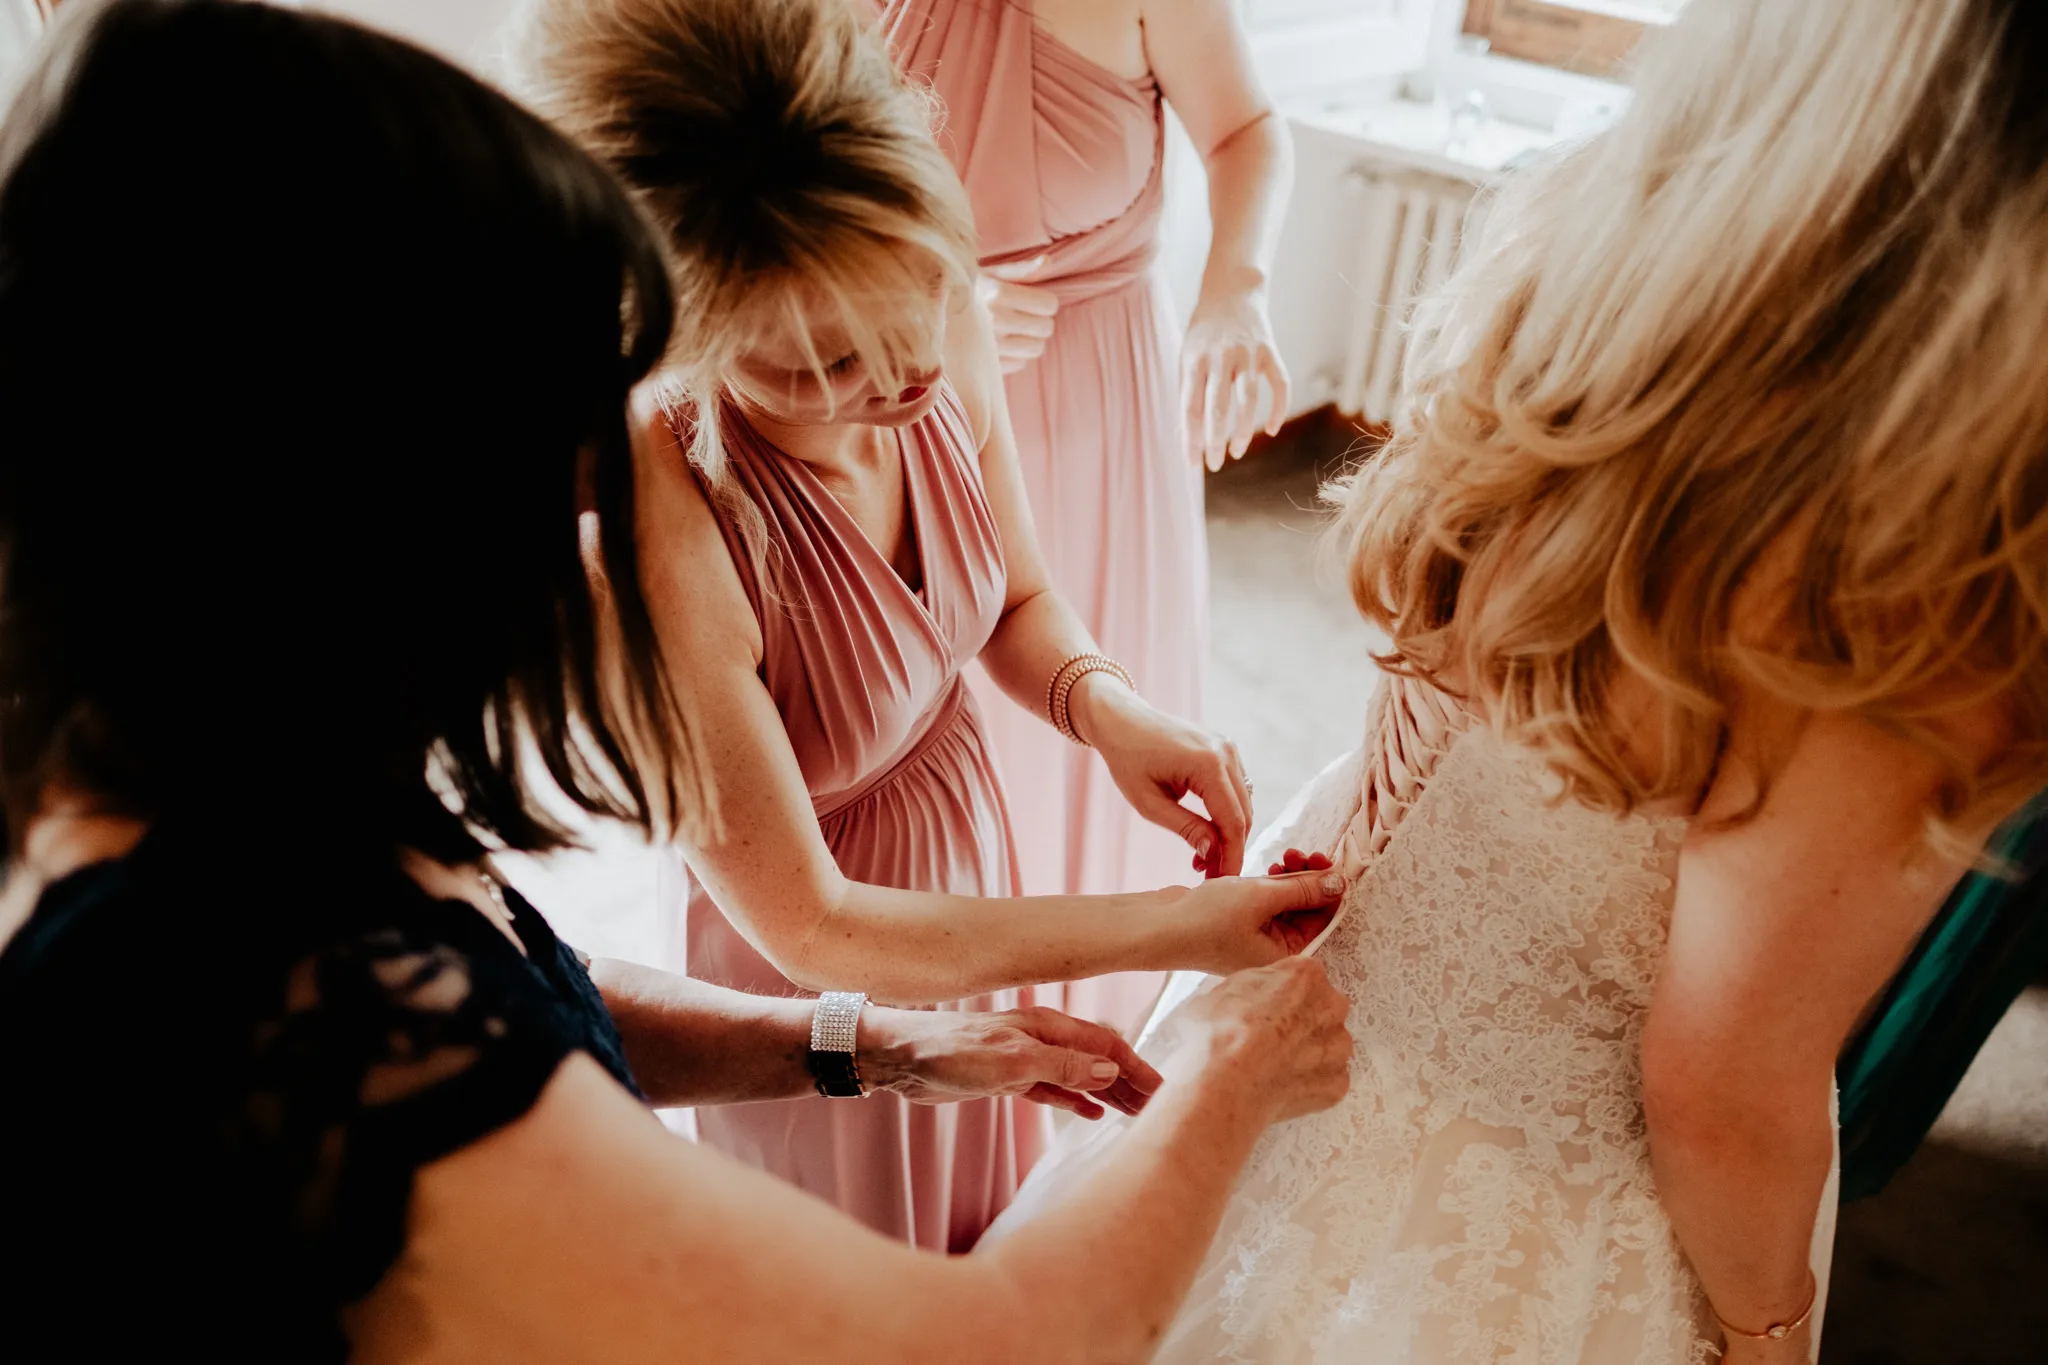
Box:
[705,387,1005,815]
[879,0,1199,1033]
[682,386,1047,1251]
[882,0,1163,302]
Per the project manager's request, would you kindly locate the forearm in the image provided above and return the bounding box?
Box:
[593,959,1123,1110]
[1195,112,1291,306]
[978,585,1100,724]
[978,588,1151,747]
[1647,1071,1833,1333]
[971,1052,1273,1363]
[589,958,817,1107]
[796,877,1183,1005]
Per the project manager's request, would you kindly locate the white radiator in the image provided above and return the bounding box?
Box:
[1334,164,1477,425]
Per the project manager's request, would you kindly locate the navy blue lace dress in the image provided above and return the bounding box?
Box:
[0,826,640,1361]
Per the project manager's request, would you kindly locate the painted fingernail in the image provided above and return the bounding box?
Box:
[1091,1061,1120,1081]
[1320,873,1345,895]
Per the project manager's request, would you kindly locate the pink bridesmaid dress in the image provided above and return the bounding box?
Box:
[682,388,1050,1251]
[881,0,1197,1035]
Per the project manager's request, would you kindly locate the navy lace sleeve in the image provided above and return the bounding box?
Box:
[0,840,642,1362]
[235,904,622,1305]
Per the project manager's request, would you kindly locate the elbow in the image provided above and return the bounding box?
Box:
[1640,1031,1724,1158]
[738,881,862,995]
[772,959,838,995]
[761,922,935,1005]
[906,1272,1077,1365]
[1640,1008,1756,1150]
[929,1265,1155,1365]
[1640,1021,1827,1169]
[1203,107,1291,175]
[757,931,845,995]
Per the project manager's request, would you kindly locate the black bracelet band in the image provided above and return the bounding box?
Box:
[805,1048,864,1098]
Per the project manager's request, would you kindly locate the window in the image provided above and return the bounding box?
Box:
[1460,0,1684,78]
[1246,0,1400,25]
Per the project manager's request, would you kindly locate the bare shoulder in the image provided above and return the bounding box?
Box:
[1033,0,1148,81]
[0,803,148,950]
[626,388,765,667]
[1705,519,2016,833]
[941,288,1000,452]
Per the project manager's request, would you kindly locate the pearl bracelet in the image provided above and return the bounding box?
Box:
[1045,652,1137,746]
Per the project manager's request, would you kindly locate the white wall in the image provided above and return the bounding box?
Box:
[304,0,519,72]
[1234,0,1436,415]
[0,0,44,105]
[1160,0,1426,334]
[1248,0,1631,417]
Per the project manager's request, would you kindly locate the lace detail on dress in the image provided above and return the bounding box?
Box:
[1156,683,1714,1365]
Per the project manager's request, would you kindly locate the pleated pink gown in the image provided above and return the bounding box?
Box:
[882,0,1198,1034]
[684,388,1050,1251]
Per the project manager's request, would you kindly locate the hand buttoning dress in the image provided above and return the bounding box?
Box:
[991,672,1841,1363]
[683,387,1049,1252]
[882,0,1199,1034]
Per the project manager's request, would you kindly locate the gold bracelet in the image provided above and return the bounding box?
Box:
[1045,652,1136,746]
[1713,1270,1817,1343]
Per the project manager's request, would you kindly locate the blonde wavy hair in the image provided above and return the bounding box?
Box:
[510,0,977,540]
[1335,0,2048,843]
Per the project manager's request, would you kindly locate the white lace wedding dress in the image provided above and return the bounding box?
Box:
[987,673,1837,1364]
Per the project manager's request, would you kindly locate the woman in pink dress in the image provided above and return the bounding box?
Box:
[882,0,1295,1033]
[516,0,1338,1251]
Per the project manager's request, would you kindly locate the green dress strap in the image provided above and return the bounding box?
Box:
[1836,790,2048,1200]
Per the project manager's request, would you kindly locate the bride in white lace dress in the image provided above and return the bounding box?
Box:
[988,3,2048,1361]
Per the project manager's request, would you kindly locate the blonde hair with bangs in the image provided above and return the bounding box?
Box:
[511,0,978,537]
[1336,0,2048,845]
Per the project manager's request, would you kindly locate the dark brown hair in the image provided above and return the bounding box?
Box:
[0,0,707,859]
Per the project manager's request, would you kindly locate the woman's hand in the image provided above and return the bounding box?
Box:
[1157,865,1347,974]
[975,256,1059,375]
[1070,674,1255,877]
[1183,288,1288,471]
[860,1004,1162,1120]
[1169,956,1352,1123]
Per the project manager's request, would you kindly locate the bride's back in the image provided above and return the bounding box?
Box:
[1005,6,2047,1362]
